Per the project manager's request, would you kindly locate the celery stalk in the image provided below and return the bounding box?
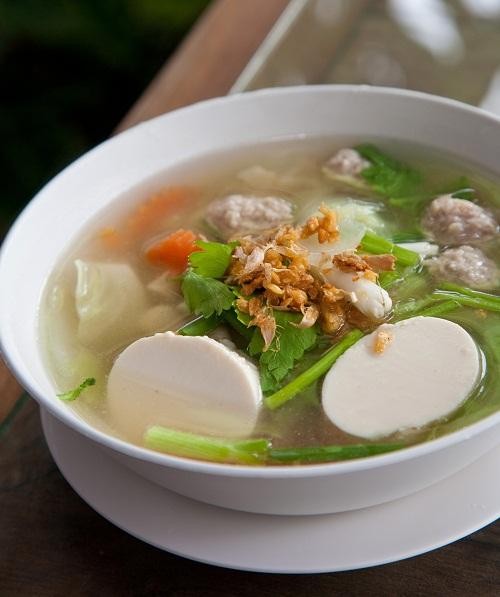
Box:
[144,426,270,464]
[270,442,404,463]
[360,231,420,266]
[264,329,364,410]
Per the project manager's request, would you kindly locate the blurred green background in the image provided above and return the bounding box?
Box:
[0,0,210,234]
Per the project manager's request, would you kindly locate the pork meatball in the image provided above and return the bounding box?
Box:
[324,148,370,177]
[422,194,498,245]
[426,245,500,290]
[205,194,293,240]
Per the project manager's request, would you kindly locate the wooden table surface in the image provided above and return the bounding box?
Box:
[1,1,499,594]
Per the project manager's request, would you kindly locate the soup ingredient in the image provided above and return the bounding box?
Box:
[75,260,148,350]
[107,332,262,442]
[247,310,318,393]
[324,263,392,320]
[426,245,500,290]
[322,317,481,439]
[144,426,269,464]
[189,240,237,278]
[325,148,370,177]
[397,241,438,258]
[205,194,293,240]
[422,194,498,245]
[182,271,234,318]
[57,377,96,402]
[269,442,404,463]
[431,284,500,313]
[356,144,422,197]
[145,229,200,274]
[265,329,364,410]
[359,231,421,267]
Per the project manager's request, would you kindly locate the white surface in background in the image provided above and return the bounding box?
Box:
[460,0,500,18]
[387,0,465,64]
[42,408,500,573]
[479,67,500,117]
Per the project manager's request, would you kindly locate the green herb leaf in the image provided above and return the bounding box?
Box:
[264,329,364,409]
[189,240,237,278]
[57,377,96,402]
[177,314,222,336]
[181,270,234,318]
[356,144,422,198]
[249,311,318,394]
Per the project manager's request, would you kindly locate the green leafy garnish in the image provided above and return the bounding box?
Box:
[57,377,96,402]
[181,270,234,318]
[189,240,237,278]
[248,311,318,394]
[177,314,222,336]
[264,329,364,410]
[356,144,422,198]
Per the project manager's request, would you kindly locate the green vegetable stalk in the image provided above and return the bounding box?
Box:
[360,231,420,267]
[57,377,96,401]
[270,442,404,463]
[144,426,270,465]
[264,329,364,410]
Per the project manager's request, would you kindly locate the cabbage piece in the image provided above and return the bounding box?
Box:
[75,260,148,350]
[43,284,105,399]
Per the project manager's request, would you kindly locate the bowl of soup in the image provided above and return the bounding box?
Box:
[1,86,499,515]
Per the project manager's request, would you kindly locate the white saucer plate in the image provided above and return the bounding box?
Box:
[41,409,500,574]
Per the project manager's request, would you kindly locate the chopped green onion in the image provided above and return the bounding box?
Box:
[57,377,96,402]
[360,231,420,267]
[437,282,500,306]
[264,329,364,410]
[177,314,222,336]
[270,442,404,463]
[144,426,270,465]
[431,290,500,313]
[416,300,460,318]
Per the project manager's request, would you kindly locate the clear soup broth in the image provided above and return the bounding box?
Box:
[40,138,500,465]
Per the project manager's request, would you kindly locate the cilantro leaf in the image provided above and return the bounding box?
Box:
[356,144,422,198]
[181,270,234,318]
[57,377,96,402]
[249,311,318,394]
[189,240,236,278]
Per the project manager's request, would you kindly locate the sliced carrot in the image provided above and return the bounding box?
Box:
[127,186,196,240]
[98,227,123,250]
[146,229,201,274]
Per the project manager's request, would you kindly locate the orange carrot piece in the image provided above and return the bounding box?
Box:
[127,186,196,239]
[146,229,200,274]
[98,227,123,250]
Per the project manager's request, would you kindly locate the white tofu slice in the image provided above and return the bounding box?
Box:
[107,332,262,443]
[322,317,481,439]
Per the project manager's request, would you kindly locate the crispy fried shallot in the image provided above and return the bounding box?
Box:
[227,206,381,346]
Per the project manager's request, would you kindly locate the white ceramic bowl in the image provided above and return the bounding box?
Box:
[1,86,500,515]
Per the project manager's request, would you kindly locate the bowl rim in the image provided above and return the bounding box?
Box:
[2,84,500,478]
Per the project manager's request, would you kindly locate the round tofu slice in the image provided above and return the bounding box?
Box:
[107,331,262,443]
[322,317,481,439]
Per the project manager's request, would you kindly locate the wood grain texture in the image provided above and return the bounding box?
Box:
[116,0,289,132]
[0,359,23,425]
